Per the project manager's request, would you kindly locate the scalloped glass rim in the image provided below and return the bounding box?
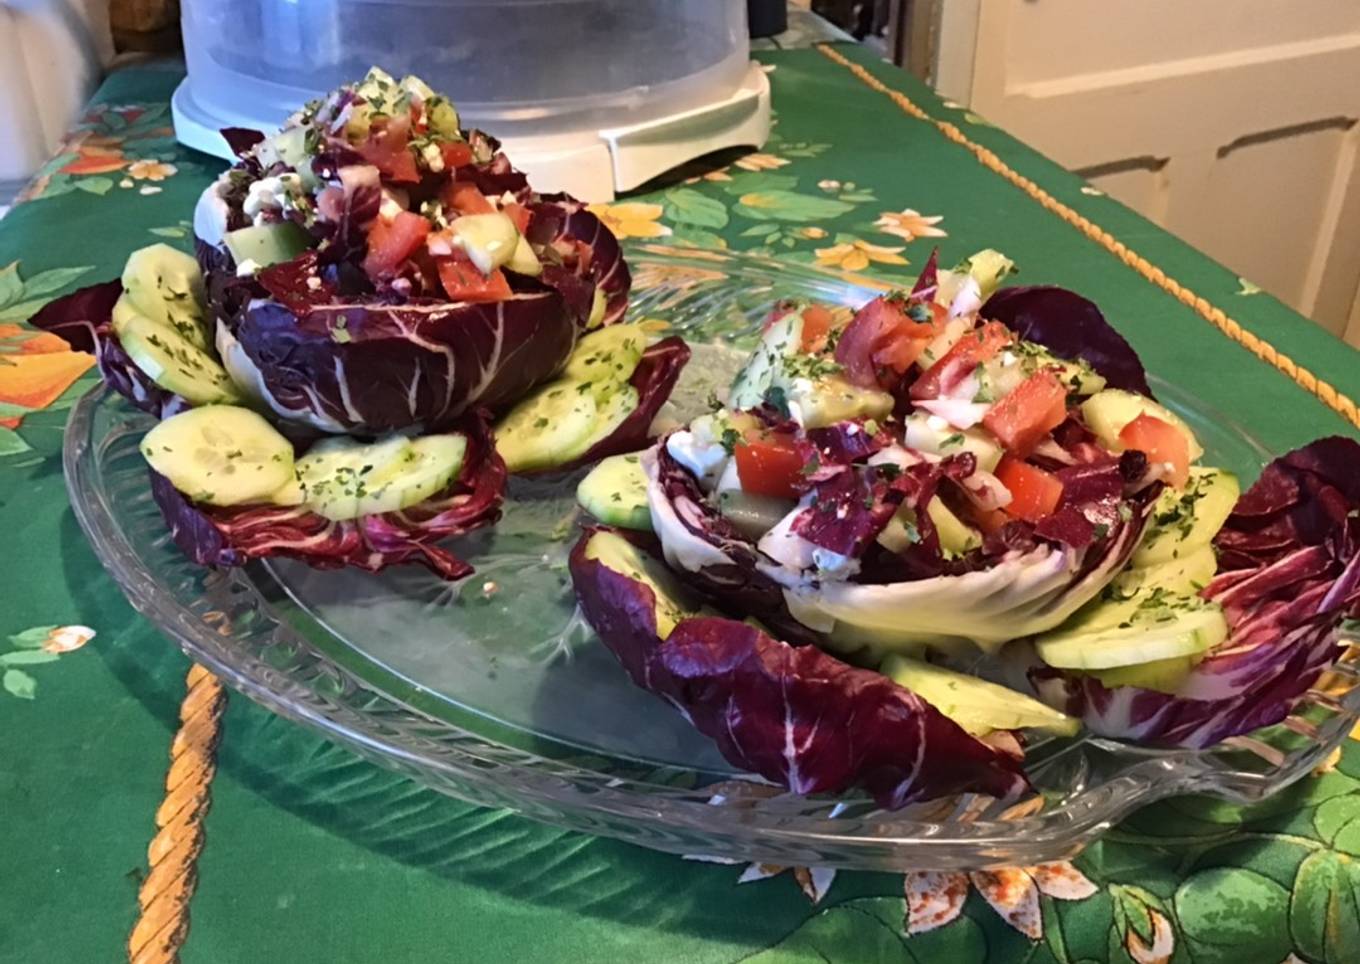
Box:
[61,246,1360,871]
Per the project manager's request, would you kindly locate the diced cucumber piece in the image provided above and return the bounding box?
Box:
[272,126,310,170]
[425,98,460,138]
[1132,467,1239,566]
[877,500,982,558]
[1114,544,1217,595]
[358,434,467,517]
[980,345,1105,403]
[788,375,893,429]
[1086,652,1205,694]
[918,316,973,368]
[577,453,651,530]
[1081,388,1204,462]
[224,222,310,270]
[121,243,210,351]
[505,235,542,277]
[903,413,1003,472]
[495,381,600,473]
[883,654,1078,736]
[562,324,647,384]
[114,311,242,405]
[295,434,416,520]
[960,248,1016,299]
[729,312,804,409]
[1034,589,1228,670]
[565,385,638,461]
[140,405,294,506]
[451,213,519,276]
[717,488,796,540]
[582,529,705,638]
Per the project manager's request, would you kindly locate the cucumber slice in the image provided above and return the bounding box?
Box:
[903,413,1003,472]
[566,385,638,461]
[562,324,648,383]
[577,453,651,530]
[121,243,210,351]
[883,655,1079,736]
[505,235,542,277]
[451,213,519,276]
[358,434,468,517]
[1034,591,1228,670]
[296,435,416,521]
[224,222,310,270]
[495,381,599,473]
[586,287,607,329]
[1133,467,1240,566]
[114,311,242,405]
[1086,652,1205,694]
[1081,388,1204,462]
[582,529,705,638]
[877,500,983,558]
[1115,544,1218,596]
[140,405,295,506]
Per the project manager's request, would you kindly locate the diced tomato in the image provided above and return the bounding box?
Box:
[363,211,431,278]
[971,506,1013,535]
[799,304,836,354]
[442,182,496,215]
[409,100,426,135]
[734,433,806,500]
[835,296,939,389]
[982,369,1069,456]
[502,202,532,234]
[356,118,420,183]
[1119,414,1190,487]
[439,141,475,170]
[436,255,512,303]
[909,321,1011,400]
[995,456,1063,522]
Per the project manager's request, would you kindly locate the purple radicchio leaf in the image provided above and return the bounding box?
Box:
[568,530,1030,808]
[151,410,507,581]
[26,279,186,418]
[982,285,1153,397]
[220,127,266,159]
[1032,436,1360,748]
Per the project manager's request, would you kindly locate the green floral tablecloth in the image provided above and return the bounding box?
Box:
[4,46,1360,964]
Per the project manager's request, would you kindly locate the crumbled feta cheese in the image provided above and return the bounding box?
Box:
[235,258,260,277]
[1001,350,1018,367]
[306,276,322,291]
[926,414,949,432]
[421,142,445,173]
[666,416,730,489]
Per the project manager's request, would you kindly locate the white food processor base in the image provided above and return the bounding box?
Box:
[173,63,771,203]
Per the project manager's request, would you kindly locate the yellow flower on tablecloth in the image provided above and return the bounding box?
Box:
[815,239,908,272]
[127,160,177,182]
[42,625,96,654]
[875,208,947,242]
[734,153,790,172]
[586,202,672,240]
[683,169,733,184]
[794,227,827,240]
[817,179,841,192]
[905,862,1097,939]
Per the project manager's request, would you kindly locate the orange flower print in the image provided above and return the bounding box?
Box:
[0,323,95,425]
[42,625,96,654]
[904,862,1097,940]
[875,209,947,243]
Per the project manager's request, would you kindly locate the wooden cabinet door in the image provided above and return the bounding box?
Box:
[930,0,1360,345]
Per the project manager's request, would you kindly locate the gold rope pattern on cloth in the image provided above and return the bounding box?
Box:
[815,43,1360,433]
[127,663,226,964]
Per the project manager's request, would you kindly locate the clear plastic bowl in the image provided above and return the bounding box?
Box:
[179,0,751,137]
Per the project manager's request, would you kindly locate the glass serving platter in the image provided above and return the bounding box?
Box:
[63,246,1360,871]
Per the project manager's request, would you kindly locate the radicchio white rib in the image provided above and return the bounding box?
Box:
[569,531,1030,808]
[150,410,507,581]
[1032,437,1360,747]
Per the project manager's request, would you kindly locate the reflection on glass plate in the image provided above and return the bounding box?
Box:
[63,246,1360,871]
